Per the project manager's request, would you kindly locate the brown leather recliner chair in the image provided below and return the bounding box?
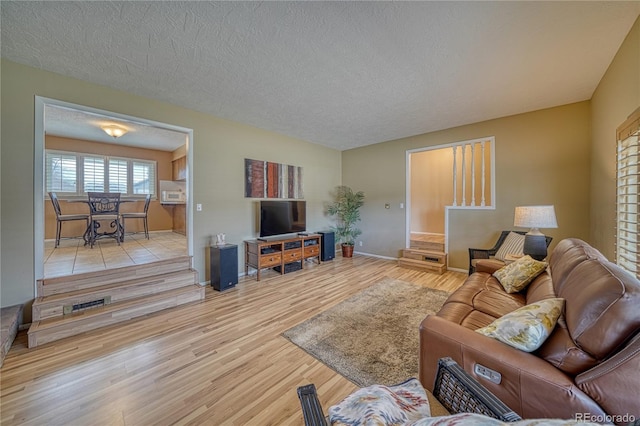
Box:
[419,238,640,424]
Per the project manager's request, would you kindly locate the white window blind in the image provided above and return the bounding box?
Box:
[46,151,77,193]
[83,156,105,192]
[616,109,640,279]
[132,160,155,195]
[108,158,128,193]
[45,149,157,198]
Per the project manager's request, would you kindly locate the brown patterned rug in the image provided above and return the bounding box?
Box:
[282,277,450,387]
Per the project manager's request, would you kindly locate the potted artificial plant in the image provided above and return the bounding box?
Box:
[327,185,365,258]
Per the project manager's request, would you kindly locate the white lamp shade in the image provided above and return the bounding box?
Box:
[514,205,558,233]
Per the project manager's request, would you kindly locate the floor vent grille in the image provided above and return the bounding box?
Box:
[63,296,111,315]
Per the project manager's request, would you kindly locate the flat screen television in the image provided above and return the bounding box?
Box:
[260,200,306,237]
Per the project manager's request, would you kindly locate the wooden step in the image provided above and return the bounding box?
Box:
[402,249,447,264]
[28,285,205,348]
[37,256,193,297]
[32,270,198,321]
[398,258,446,274]
[410,240,445,252]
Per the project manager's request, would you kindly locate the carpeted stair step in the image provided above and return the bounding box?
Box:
[1,304,23,367]
[28,285,205,348]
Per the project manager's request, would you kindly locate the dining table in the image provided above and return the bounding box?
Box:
[69,198,135,245]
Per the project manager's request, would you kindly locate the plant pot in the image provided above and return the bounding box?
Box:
[341,244,354,258]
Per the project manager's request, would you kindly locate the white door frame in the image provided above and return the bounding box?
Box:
[34,96,194,285]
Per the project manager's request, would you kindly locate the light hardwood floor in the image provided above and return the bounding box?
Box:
[2,255,466,425]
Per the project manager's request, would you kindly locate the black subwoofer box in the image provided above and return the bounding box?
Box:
[318,231,335,261]
[210,244,238,291]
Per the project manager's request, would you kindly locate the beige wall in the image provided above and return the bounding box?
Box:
[1,60,342,312]
[590,16,640,260]
[343,102,592,269]
[44,136,175,238]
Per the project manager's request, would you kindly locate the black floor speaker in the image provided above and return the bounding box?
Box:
[210,244,238,291]
[318,231,335,261]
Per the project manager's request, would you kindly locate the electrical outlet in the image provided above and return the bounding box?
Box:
[359,241,363,247]
[196,203,202,211]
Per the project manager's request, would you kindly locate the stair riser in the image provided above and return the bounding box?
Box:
[397,259,446,274]
[38,257,192,297]
[402,250,447,263]
[33,272,197,321]
[28,286,204,347]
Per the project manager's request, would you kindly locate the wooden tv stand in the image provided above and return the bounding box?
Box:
[244,234,321,281]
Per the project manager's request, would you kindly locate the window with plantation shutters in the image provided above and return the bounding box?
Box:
[132,160,155,195]
[616,108,640,279]
[83,156,105,192]
[46,151,77,193]
[108,158,128,193]
[45,149,157,198]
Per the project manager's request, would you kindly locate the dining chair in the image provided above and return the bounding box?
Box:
[48,192,90,248]
[87,192,121,248]
[120,194,151,241]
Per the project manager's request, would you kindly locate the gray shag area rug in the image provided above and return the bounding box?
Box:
[282,277,451,387]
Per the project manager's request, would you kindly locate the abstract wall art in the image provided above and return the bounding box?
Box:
[244,158,304,199]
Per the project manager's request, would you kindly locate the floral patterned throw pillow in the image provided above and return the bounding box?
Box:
[328,378,431,425]
[493,255,548,293]
[475,298,564,352]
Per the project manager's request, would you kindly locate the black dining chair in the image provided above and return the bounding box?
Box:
[87,192,122,248]
[48,192,90,248]
[120,194,151,241]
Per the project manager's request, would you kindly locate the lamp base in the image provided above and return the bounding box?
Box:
[523,234,547,261]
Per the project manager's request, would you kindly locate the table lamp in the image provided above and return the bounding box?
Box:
[514,205,557,260]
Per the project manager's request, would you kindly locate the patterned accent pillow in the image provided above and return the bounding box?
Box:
[475,298,564,352]
[494,232,525,261]
[493,255,548,293]
[328,378,431,425]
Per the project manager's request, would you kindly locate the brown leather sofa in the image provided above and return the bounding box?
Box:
[419,238,640,423]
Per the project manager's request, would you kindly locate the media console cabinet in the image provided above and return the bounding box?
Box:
[244,234,321,281]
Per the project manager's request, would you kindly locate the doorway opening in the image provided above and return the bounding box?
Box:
[406,137,495,260]
[34,97,194,280]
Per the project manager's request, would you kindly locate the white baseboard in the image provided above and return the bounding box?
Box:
[352,251,398,261]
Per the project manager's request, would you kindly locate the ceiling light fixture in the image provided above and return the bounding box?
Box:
[102,125,128,138]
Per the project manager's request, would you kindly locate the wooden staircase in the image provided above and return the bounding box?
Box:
[398,236,447,274]
[28,256,204,348]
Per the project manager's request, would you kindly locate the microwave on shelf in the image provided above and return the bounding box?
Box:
[161,190,186,203]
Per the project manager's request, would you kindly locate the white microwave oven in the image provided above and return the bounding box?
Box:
[161,190,186,203]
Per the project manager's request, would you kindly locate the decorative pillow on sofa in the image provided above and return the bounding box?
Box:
[328,378,431,425]
[494,231,525,261]
[493,255,548,293]
[475,298,565,352]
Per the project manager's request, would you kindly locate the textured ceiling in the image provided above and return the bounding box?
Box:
[2,1,639,151]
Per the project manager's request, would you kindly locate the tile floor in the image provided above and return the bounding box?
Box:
[44,231,188,278]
